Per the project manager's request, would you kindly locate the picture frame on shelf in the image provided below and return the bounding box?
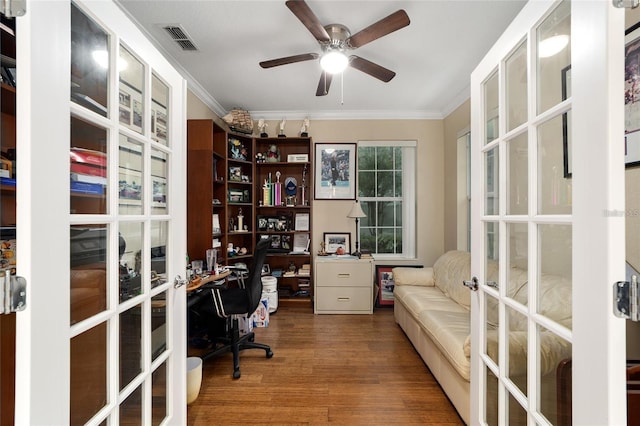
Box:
[626,23,640,168]
[314,143,356,200]
[375,265,423,307]
[375,265,396,307]
[294,213,310,231]
[257,216,269,231]
[261,264,270,275]
[229,166,242,181]
[323,232,350,254]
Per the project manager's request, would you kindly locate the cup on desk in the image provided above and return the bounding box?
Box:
[191,260,203,275]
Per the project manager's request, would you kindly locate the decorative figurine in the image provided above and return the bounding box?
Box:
[258,118,268,138]
[278,118,286,137]
[300,117,310,137]
[256,152,265,163]
[237,208,244,231]
[266,144,280,162]
[318,241,328,256]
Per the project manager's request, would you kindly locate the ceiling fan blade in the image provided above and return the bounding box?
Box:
[260,53,319,68]
[347,9,410,49]
[349,56,396,82]
[316,71,333,96]
[286,0,331,43]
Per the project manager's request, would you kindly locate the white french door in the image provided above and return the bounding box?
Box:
[15,1,187,424]
[470,1,627,425]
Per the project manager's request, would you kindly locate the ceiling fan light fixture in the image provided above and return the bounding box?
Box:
[320,50,348,74]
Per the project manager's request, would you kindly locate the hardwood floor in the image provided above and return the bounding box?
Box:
[187,305,464,425]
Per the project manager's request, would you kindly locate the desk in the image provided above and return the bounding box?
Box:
[186,270,231,292]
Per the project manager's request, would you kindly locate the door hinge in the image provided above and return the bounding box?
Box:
[0,0,26,17]
[0,270,26,314]
[613,0,640,8]
[614,275,639,321]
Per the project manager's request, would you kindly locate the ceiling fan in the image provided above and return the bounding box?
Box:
[259,0,410,96]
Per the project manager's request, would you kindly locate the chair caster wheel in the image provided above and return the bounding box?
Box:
[266,350,274,358]
[233,370,241,379]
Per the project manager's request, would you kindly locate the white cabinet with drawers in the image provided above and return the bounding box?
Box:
[314,257,374,314]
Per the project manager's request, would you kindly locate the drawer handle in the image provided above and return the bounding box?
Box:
[337,297,350,302]
[337,273,350,278]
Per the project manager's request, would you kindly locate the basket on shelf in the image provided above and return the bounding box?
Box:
[222,108,254,135]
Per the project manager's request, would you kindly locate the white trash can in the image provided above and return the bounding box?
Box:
[186,356,202,405]
[261,276,278,313]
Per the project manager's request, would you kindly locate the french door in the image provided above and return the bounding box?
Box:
[15,1,187,424]
[470,1,626,424]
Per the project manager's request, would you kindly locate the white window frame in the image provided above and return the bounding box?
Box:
[357,140,416,259]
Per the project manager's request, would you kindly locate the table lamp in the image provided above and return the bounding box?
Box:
[347,200,367,258]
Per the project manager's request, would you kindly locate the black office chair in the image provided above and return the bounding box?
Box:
[191,237,274,379]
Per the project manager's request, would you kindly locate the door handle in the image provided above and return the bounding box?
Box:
[1,270,26,314]
[174,275,188,289]
[463,276,479,291]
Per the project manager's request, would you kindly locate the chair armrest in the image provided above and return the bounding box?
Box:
[392,267,434,286]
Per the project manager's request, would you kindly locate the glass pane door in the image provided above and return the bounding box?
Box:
[472,1,574,424]
[13,1,187,423]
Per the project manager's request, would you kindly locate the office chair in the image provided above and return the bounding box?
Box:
[190,237,274,379]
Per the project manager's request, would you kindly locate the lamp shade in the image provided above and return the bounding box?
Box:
[347,201,366,218]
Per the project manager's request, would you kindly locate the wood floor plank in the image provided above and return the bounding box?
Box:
[187,305,464,425]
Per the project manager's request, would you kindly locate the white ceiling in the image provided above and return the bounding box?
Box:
[116,0,526,120]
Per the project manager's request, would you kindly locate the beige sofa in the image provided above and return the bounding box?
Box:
[393,251,572,425]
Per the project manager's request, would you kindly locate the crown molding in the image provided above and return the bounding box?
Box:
[248,109,443,121]
[441,84,471,118]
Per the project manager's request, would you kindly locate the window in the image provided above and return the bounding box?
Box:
[357,141,416,258]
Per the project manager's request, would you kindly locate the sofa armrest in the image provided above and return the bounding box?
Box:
[393,267,434,286]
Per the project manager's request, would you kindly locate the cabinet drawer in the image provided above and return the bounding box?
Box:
[315,262,371,287]
[316,287,372,312]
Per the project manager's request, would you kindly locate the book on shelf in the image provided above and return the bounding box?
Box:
[298,278,310,287]
[70,147,107,167]
[70,172,107,185]
[71,162,106,177]
[359,249,374,259]
[297,264,311,276]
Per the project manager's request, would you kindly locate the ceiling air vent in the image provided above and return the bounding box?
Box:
[162,25,198,51]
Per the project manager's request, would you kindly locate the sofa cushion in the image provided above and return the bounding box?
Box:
[433,251,471,309]
[418,309,471,381]
[395,285,468,319]
[393,266,434,287]
[486,268,572,330]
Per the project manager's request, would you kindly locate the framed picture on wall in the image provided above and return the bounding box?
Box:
[314,143,356,200]
[625,23,640,168]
